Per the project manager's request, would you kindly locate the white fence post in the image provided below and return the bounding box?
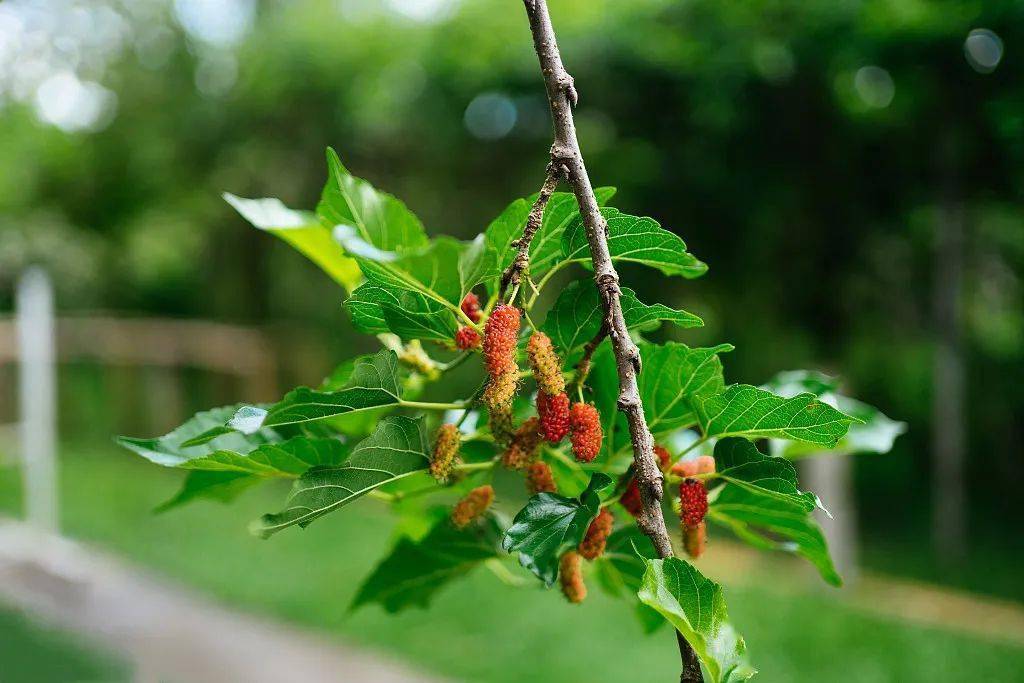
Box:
[16,267,58,532]
[802,454,858,583]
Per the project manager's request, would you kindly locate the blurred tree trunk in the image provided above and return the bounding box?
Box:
[802,454,858,583]
[931,137,967,566]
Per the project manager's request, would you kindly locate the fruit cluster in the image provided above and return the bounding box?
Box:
[429,423,461,482]
[451,485,495,529]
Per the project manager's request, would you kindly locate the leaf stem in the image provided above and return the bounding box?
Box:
[399,400,470,411]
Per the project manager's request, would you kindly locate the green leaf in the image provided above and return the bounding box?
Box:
[697,384,859,447]
[708,438,840,586]
[317,147,428,253]
[352,514,503,613]
[178,437,348,477]
[155,471,261,513]
[761,370,906,458]
[484,187,616,287]
[562,207,708,279]
[253,415,429,537]
[541,281,702,362]
[638,342,734,434]
[638,557,756,683]
[223,193,362,292]
[117,405,283,467]
[501,472,613,586]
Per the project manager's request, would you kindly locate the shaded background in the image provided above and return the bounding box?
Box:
[0,0,1021,681]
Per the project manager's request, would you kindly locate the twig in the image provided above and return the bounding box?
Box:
[498,163,561,301]
[569,323,608,394]
[520,1,702,681]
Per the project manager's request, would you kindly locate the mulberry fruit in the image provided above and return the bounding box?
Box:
[483,370,518,409]
[683,521,707,559]
[501,417,543,470]
[429,424,460,482]
[488,402,515,446]
[451,485,494,529]
[654,445,672,472]
[559,551,587,604]
[454,326,481,350]
[679,479,708,529]
[483,304,520,377]
[461,292,482,323]
[671,455,716,479]
[578,509,614,560]
[525,461,558,494]
[569,402,602,463]
[527,332,565,395]
[537,391,570,443]
[620,479,643,517]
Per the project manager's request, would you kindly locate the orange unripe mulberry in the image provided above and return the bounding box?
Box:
[620,479,643,517]
[569,402,602,463]
[671,455,716,479]
[461,292,482,323]
[525,461,558,494]
[683,521,707,559]
[527,332,565,395]
[451,485,494,529]
[430,424,461,482]
[654,445,672,472]
[578,509,613,560]
[454,326,481,350]
[483,304,520,376]
[559,551,587,604]
[537,391,570,443]
[679,479,708,529]
[501,417,543,470]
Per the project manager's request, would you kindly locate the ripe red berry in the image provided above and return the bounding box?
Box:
[483,304,520,377]
[537,391,570,443]
[451,485,494,529]
[620,479,643,517]
[454,326,481,350]
[525,461,558,494]
[569,402,602,463]
[461,292,482,323]
[559,551,586,604]
[679,478,708,529]
[654,445,672,472]
[578,509,614,560]
[527,332,565,395]
[429,424,461,482]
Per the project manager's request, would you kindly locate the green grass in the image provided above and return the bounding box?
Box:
[0,607,127,683]
[1,446,1022,682]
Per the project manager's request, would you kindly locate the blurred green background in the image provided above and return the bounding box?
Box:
[0,0,1021,680]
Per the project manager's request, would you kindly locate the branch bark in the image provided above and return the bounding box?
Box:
[520,1,702,680]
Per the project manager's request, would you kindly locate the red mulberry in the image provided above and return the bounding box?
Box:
[451,485,494,529]
[537,391,570,443]
[429,424,460,482]
[525,461,558,494]
[501,417,543,470]
[679,479,708,529]
[654,445,672,472]
[620,479,643,517]
[578,509,613,560]
[454,326,481,350]
[483,304,520,377]
[527,332,565,395]
[559,551,586,604]
[461,292,482,323]
[683,521,707,559]
[569,402,602,463]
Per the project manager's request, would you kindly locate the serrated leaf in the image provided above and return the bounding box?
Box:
[708,438,840,586]
[638,342,734,434]
[761,370,906,458]
[223,193,362,292]
[484,187,616,288]
[697,384,859,447]
[317,147,428,253]
[638,557,756,683]
[155,471,261,513]
[501,472,612,586]
[179,437,348,477]
[253,415,429,537]
[117,405,283,467]
[352,514,503,613]
[562,207,707,279]
[541,281,702,362]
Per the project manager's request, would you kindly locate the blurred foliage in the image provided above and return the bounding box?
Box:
[0,0,1021,545]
